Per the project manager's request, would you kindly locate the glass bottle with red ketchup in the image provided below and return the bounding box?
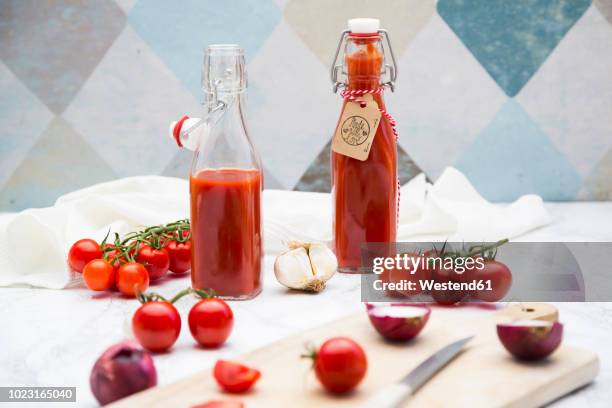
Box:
[330,19,399,273]
[170,45,262,300]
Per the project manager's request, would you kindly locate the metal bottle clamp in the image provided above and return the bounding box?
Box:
[330,29,398,93]
[181,80,226,137]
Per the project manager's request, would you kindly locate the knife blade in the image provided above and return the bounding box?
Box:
[361,335,473,408]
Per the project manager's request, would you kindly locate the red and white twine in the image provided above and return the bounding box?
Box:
[339,86,401,227]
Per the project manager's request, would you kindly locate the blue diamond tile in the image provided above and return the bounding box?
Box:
[129,0,281,98]
[438,0,591,97]
[455,100,582,201]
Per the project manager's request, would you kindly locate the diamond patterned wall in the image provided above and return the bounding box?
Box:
[1,0,612,210]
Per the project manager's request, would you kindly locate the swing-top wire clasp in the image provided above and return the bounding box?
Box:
[330,29,398,93]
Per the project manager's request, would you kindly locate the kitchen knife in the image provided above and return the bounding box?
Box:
[361,335,474,408]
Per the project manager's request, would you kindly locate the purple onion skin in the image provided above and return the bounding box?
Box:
[90,341,157,405]
[367,305,431,342]
[497,322,563,361]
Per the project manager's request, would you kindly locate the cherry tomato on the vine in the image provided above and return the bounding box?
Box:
[136,245,170,281]
[164,236,191,274]
[132,301,181,352]
[188,298,234,348]
[310,337,367,394]
[116,262,149,297]
[82,259,115,291]
[68,239,102,273]
[213,360,260,394]
[102,244,124,270]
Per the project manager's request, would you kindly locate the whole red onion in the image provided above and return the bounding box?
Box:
[90,341,157,405]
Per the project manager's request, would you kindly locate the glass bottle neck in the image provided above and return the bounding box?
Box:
[347,75,381,91]
[206,91,244,112]
[206,92,247,132]
[345,35,383,91]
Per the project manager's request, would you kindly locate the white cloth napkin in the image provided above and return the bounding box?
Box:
[0,176,188,289]
[0,167,550,289]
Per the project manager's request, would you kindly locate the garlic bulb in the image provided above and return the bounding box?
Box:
[274,241,337,292]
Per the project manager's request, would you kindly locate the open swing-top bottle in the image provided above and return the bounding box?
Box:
[170,44,262,300]
[330,19,399,273]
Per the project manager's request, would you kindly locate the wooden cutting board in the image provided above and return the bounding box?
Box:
[111,303,598,408]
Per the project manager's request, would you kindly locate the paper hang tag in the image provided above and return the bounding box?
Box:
[332,93,382,161]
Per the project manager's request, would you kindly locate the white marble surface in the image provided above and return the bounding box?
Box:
[0,202,611,407]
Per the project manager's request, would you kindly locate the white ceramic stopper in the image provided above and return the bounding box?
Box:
[348,18,380,34]
[168,117,202,151]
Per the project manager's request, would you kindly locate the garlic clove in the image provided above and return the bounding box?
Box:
[308,242,337,281]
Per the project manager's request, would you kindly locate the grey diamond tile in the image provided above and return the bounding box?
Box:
[0,117,117,211]
[0,1,126,114]
[398,146,427,185]
[294,140,332,193]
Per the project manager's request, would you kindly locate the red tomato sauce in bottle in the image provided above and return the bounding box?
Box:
[332,33,398,272]
[190,168,262,299]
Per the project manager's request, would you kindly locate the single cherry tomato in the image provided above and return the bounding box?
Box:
[82,259,115,291]
[213,360,260,394]
[116,262,149,297]
[68,239,102,273]
[132,301,181,352]
[310,337,367,394]
[136,245,170,281]
[164,237,191,274]
[466,260,512,302]
[188,298,234,348]
[192,401,244,408]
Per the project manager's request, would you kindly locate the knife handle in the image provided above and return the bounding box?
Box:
[361,383,413,408]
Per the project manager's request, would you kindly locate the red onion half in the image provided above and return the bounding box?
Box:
[496,320,563,360]
[90,341,157,405]
[367,304,431,342]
